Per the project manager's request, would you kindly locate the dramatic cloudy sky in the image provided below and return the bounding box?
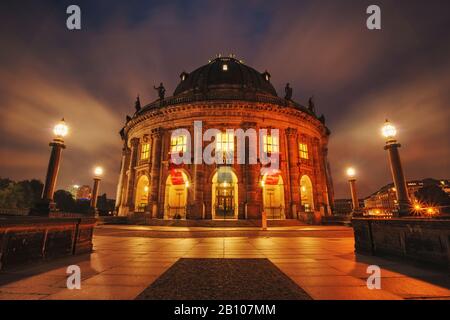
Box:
[0,0,449,199]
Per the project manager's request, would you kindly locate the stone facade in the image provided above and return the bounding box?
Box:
[115,57,334,220]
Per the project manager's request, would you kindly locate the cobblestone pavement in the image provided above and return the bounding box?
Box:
[0,225,449,300]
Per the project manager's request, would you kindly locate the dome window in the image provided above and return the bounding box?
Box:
[222,64,228,71]
[180,71,188,81]
[263,71,271,81]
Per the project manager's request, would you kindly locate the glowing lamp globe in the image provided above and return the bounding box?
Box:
[346,167,356,179]
[94,166,104,177]
[381,119,397,140]
[53,119,68,138]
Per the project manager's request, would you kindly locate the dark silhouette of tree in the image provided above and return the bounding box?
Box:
[415,184,450,213]
[0,178,43,209]
[54,189,76,212]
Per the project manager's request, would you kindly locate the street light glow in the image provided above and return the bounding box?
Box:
[381,119,397,139]
[94,166,104,177]
[346,167,356,178]
[53,118,68,138]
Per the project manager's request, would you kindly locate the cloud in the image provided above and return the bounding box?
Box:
[0,0,448,200]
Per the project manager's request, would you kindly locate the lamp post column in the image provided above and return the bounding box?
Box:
[348,179,359,212]
[32,119,68,216]
[346,167,360,215]
[381,120,410,217]
[384,142,409,216]
[90,167,103,215]
[42,140,65,203]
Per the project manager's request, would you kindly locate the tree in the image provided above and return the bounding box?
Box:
[415,184,450,213]
[54,189,76,212]
[0,178,43,209]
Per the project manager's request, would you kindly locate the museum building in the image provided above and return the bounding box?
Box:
[115,56,334,220]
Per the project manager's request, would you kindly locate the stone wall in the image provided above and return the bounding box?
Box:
[0,216,96,270]
[352,218,450,268]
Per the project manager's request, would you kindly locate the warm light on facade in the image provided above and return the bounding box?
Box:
[144,185,149,193]
[346,167,356,178]
[171,135,187,153]
[299,143,309,159]
[185,180,190,188]
[381,119,397,140]
[222,64,228,71]
[53,118,68,138]
[141,143,150,160]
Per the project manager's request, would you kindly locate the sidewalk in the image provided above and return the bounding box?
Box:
[0,225,448,300]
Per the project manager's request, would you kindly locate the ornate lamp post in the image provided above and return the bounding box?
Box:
[32,119,68,216]
[346,167,361,215]
[90,166,103,214]
[381,119,410,216]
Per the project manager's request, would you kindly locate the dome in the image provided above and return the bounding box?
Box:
[173,56,278,97]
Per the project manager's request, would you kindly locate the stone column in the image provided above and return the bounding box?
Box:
[149,128,163,218]
[348,179,360,212]
[90,178,101,209]
[42,140,66,203]
[32,137,66,216]
[385,142,410,216]
[125,138,140,212]
[285,128,300,218]
[115,145,128,213]
[242,122,261,219]
[246,163,262,219]
[322,146,335,215]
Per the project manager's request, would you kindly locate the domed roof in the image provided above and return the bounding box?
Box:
[173,56,278,97]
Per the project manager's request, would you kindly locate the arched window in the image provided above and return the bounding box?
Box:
[262,171,285,219]
[300,175,314,212]
[212,167,238,220]
[135,175,149,212]
[164,170,189,219]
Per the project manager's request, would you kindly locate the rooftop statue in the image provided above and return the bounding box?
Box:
[284,83,292,100]
[308,96,316,114]
[134,95,141,112]
[154,82,166,100]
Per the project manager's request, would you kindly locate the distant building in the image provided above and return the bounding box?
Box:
[76,185,92,200]
[364,178,449,214]
[334,198,364,215]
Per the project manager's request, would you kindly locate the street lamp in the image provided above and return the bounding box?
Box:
[381,119,410,216]
[346,167,361,215]
[32,118,68,216]
[90,166,103,214]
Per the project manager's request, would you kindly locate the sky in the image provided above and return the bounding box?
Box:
[0,0,449,199]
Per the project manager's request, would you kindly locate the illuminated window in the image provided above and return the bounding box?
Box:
[140,143,150,160]
[222,64,228,71]
[171,135,187,153]
[216,132,234,153]
[263,135,279,153]
[299,143,309,159]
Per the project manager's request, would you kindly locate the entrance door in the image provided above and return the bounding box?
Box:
[215,183,235,219]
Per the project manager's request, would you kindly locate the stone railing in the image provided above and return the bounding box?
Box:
[137,91,310,115]
[0,216,96,270]
[0,208,29,216]
[352,217,450,268]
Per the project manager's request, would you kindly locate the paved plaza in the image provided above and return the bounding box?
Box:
[0,225,449,300]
